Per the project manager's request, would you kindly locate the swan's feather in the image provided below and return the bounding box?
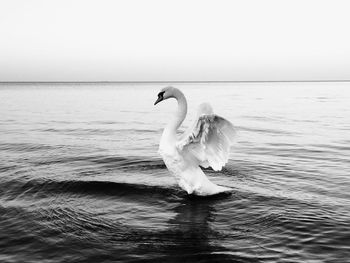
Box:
[177,112,235,171]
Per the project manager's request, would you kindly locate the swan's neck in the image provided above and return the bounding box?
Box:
[162,90,187,142]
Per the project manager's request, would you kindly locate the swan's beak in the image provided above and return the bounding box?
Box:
[154,97,163,105]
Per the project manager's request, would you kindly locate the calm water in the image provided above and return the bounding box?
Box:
[0,82,349,263]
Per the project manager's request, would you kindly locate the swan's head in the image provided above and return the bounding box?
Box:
[154,86,175,105]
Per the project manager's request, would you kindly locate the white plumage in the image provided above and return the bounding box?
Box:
[154,86,235,196]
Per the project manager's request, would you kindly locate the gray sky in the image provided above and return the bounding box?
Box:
[0,0,350,82]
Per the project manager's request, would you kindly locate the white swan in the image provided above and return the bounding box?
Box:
[154,86,235,196]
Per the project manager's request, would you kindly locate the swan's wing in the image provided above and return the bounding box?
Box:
[177,114,235,171]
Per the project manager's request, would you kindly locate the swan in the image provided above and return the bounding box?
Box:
[154,86,235,196]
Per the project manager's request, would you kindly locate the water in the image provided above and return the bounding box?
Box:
[0,82,349,263]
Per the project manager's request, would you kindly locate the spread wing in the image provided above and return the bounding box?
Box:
[177,113,235,171]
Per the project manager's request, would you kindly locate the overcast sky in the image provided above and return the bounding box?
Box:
[0,0,349,82]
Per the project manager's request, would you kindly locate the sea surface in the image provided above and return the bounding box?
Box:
[0,82,349,263]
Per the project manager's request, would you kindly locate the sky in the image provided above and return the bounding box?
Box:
[0,0,350,82]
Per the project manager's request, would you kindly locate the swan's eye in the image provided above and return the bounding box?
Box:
[158,91,165,98]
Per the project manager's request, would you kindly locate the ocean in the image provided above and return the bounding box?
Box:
[0,82,349,262]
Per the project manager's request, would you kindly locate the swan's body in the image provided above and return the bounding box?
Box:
[155,87,235,196]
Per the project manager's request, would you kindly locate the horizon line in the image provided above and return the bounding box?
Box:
[1,80,350,84]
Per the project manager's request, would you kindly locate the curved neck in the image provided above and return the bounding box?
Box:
[165,89,187,136]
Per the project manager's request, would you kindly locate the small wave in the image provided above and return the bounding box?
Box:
[309,143,350,152]
[0,142,55,152]
[35,128,119,135]
[1,179,182,201]
[236,125,295,136]
[0,165,20,173]
[31,155,166,171]
[240,115,285,123]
